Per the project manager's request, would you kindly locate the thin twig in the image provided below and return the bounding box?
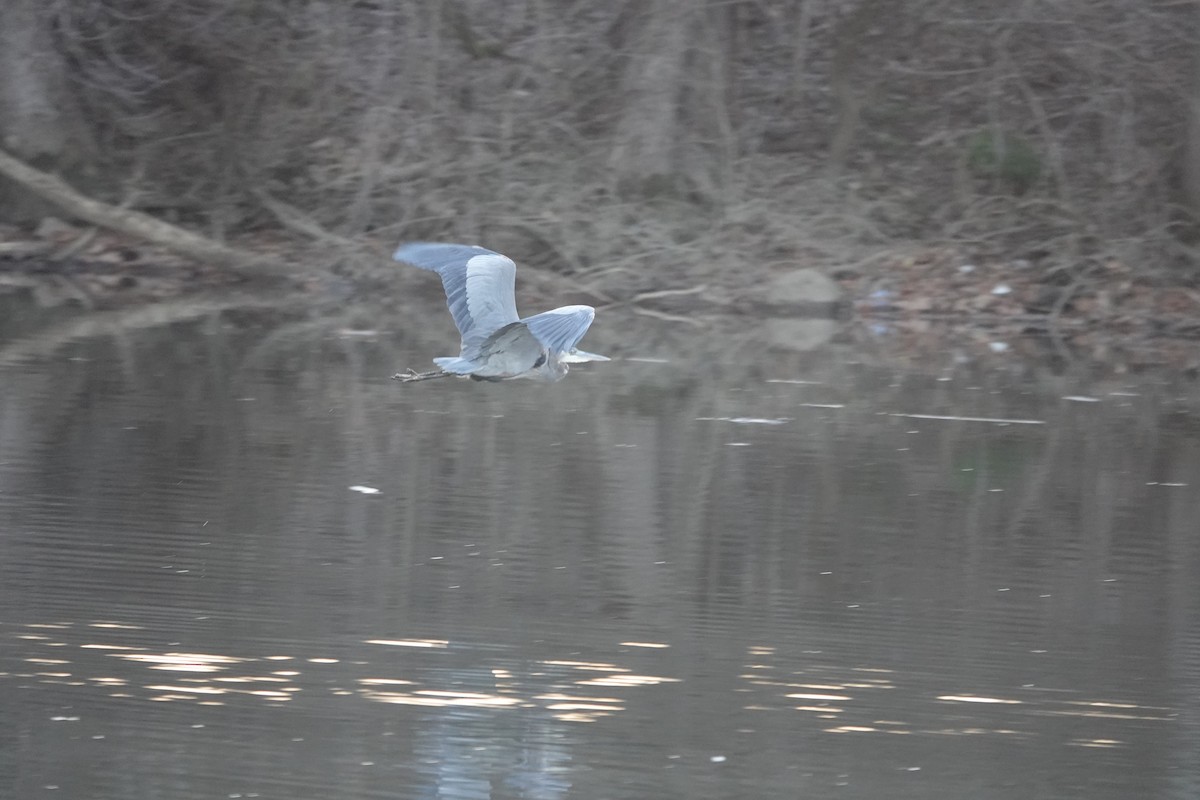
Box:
[250,187,359,248]
[628,284,709,303]
[52,227,100,260]
[1045,272,1089,364]
[629,306,709,327]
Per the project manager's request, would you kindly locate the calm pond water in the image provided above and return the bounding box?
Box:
[1,297,1199,799]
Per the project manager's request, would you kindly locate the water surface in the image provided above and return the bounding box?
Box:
[2,301,1198,799]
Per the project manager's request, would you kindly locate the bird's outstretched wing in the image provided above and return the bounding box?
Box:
[393,243,521,348]
[521,305,597,353]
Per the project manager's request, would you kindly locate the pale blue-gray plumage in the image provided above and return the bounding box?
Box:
[393,242,609,382]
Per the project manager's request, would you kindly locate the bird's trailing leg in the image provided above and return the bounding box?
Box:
[392,368,457,383]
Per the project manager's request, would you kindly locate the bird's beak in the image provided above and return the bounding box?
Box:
[562,348,610,363]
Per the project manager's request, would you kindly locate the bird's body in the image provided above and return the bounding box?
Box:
[392,242,608,383]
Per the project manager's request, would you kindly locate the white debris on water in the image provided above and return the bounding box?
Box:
[886,413,1044,425]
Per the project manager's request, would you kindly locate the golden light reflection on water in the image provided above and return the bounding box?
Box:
[5,622,684,723]
[80,644,145,651]
[826,725,893,734]
[541,660,630,672]
[546,703,624,713]
[1030,708,1176,721]
[144,684,228,695]
[923,728,1027,737]
[731,644,1175,742]
[361,690,524,708]
[117,653,246,672]
[6,622,1179,737]
[538,694,625,713]
[354,657,672,721]
[576,675,681,688]
[553,712,606,723]
[938,695,1023,704]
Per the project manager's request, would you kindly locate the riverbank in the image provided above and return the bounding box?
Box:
[2,221,1197,377]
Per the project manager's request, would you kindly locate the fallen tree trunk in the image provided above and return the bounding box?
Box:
[0,147,283,273]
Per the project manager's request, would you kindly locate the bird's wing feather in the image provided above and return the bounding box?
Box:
[465,322,546,376]
[392,243,521,346]
[432,356,477,374]
[521,305,596,353]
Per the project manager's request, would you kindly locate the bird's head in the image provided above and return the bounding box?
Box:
[560,348,610,364]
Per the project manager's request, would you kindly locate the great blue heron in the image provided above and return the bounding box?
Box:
[392,242,609,383]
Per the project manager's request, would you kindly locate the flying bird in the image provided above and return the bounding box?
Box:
[392,242,608,383]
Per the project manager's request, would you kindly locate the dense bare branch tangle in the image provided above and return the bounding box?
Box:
[0,0,1196,285]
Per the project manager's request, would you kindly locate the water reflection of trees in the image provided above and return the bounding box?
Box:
[2,304,1198,796]
[3,306,1198,636]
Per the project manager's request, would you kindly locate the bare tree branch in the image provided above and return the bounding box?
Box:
[0,146,288,274]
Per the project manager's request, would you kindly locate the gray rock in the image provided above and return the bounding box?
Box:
[746,268,844,316]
